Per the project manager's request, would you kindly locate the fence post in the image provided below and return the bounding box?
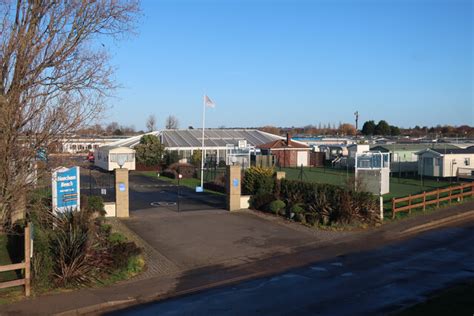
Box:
[472,183,474,198]
[24,223,31,297]
[460,185,464,202]
[437,188,440,208]
[392,198,396,219]
[408,194,412,214]
[449,187,452,205]
[422,191,426,211]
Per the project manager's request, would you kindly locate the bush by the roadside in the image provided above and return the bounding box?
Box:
[164,163,196,179]
[268,200,286,215]
[274,179,379,226]
[81,195,105,216]
[29,207,142,289]
[249,193,275,210]
[290,204,305,222]
[242,167,275,195]
[249,179,379,227]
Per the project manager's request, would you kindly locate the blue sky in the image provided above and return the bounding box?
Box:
[106,0,473,130]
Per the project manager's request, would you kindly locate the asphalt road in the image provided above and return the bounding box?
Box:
[111,224,474,316]
[80,168,226,211]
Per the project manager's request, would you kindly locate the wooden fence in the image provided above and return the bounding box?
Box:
[0,223,31,296]
[392,183,474,219]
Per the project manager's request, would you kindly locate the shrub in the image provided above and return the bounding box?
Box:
[294,212,305,223]
[86,196,105,216]
[167,162,196,179]
[249,193,274,210]
[305,213,317,226]
[268,200,286,215]
[31,224,54,288]
[49,210,112,287]
[109,241,142,270]
[161,169,177,179]
[290,204,304,213]
[242,167,275,195]
[279,179,379,226]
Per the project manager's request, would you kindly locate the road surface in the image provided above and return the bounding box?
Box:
[111,224,474,316]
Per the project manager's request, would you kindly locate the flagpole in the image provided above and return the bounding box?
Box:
[200,95,206,190]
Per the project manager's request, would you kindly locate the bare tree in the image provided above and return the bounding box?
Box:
[146,114,156,132]
[165,115,179,130]
[0,0,139,227]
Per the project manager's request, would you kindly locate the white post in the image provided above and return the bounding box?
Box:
[379,195,384,221]
[200,96,206,189]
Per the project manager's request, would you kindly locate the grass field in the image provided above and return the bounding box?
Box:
[398,281,474,316]
[280,167,461,218]
[280,167,453,200]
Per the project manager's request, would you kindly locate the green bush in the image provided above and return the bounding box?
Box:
[31,226,54,289]
[268,200,286,215]
[294,212,305,223]
[87,196,105,216]
[279,179,379,226]
[290,204,305,214]
[243,167,275,195]
[305,213,317,226]
[249,193,274,210]
[135,134,164,166]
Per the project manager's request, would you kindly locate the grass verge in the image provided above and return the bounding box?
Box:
[397,280,474,316]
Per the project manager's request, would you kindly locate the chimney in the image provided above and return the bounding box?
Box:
[286,133,291,145]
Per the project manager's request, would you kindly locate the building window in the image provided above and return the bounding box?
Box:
[465,158,471,166]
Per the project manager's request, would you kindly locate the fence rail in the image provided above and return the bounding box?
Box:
[392,183,474,219]
[0,223,31,296]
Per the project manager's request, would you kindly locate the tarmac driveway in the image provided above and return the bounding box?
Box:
[123,207,352,272]
[95,170,354,273]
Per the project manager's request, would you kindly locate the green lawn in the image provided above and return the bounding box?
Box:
[280,167,459,217]
[398,281,474,316]
[280,167,453,200]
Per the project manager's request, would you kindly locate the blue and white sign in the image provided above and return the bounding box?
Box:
[195,186,204,193]
[233,178,239,187]
[119,182,126,192]
[52,166,80,212]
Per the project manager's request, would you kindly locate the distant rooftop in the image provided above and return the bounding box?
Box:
[161,129,282,148]
[370,143,461,152]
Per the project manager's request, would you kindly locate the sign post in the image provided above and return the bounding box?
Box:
[52,166,80,213]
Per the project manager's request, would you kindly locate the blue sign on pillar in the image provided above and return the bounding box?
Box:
[52,166,80,213]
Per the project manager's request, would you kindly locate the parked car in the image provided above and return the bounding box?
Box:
[87,151,95,163]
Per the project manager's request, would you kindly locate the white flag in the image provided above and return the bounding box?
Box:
[204,95,215,108]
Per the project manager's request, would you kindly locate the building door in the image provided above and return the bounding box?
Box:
[297,151,308,167]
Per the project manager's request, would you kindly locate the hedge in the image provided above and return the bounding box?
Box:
[279,179,379,225]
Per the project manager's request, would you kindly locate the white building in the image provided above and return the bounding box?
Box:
[416,146,474,178]
[95,146,136,171]
[59,136,128,153]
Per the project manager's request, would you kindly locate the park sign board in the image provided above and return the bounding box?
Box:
[52,166,80,212]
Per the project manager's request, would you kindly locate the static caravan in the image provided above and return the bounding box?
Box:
[95,146,136,171]
[416,146,474,178]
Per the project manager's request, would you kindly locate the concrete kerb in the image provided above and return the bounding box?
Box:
[397,209,474,237]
